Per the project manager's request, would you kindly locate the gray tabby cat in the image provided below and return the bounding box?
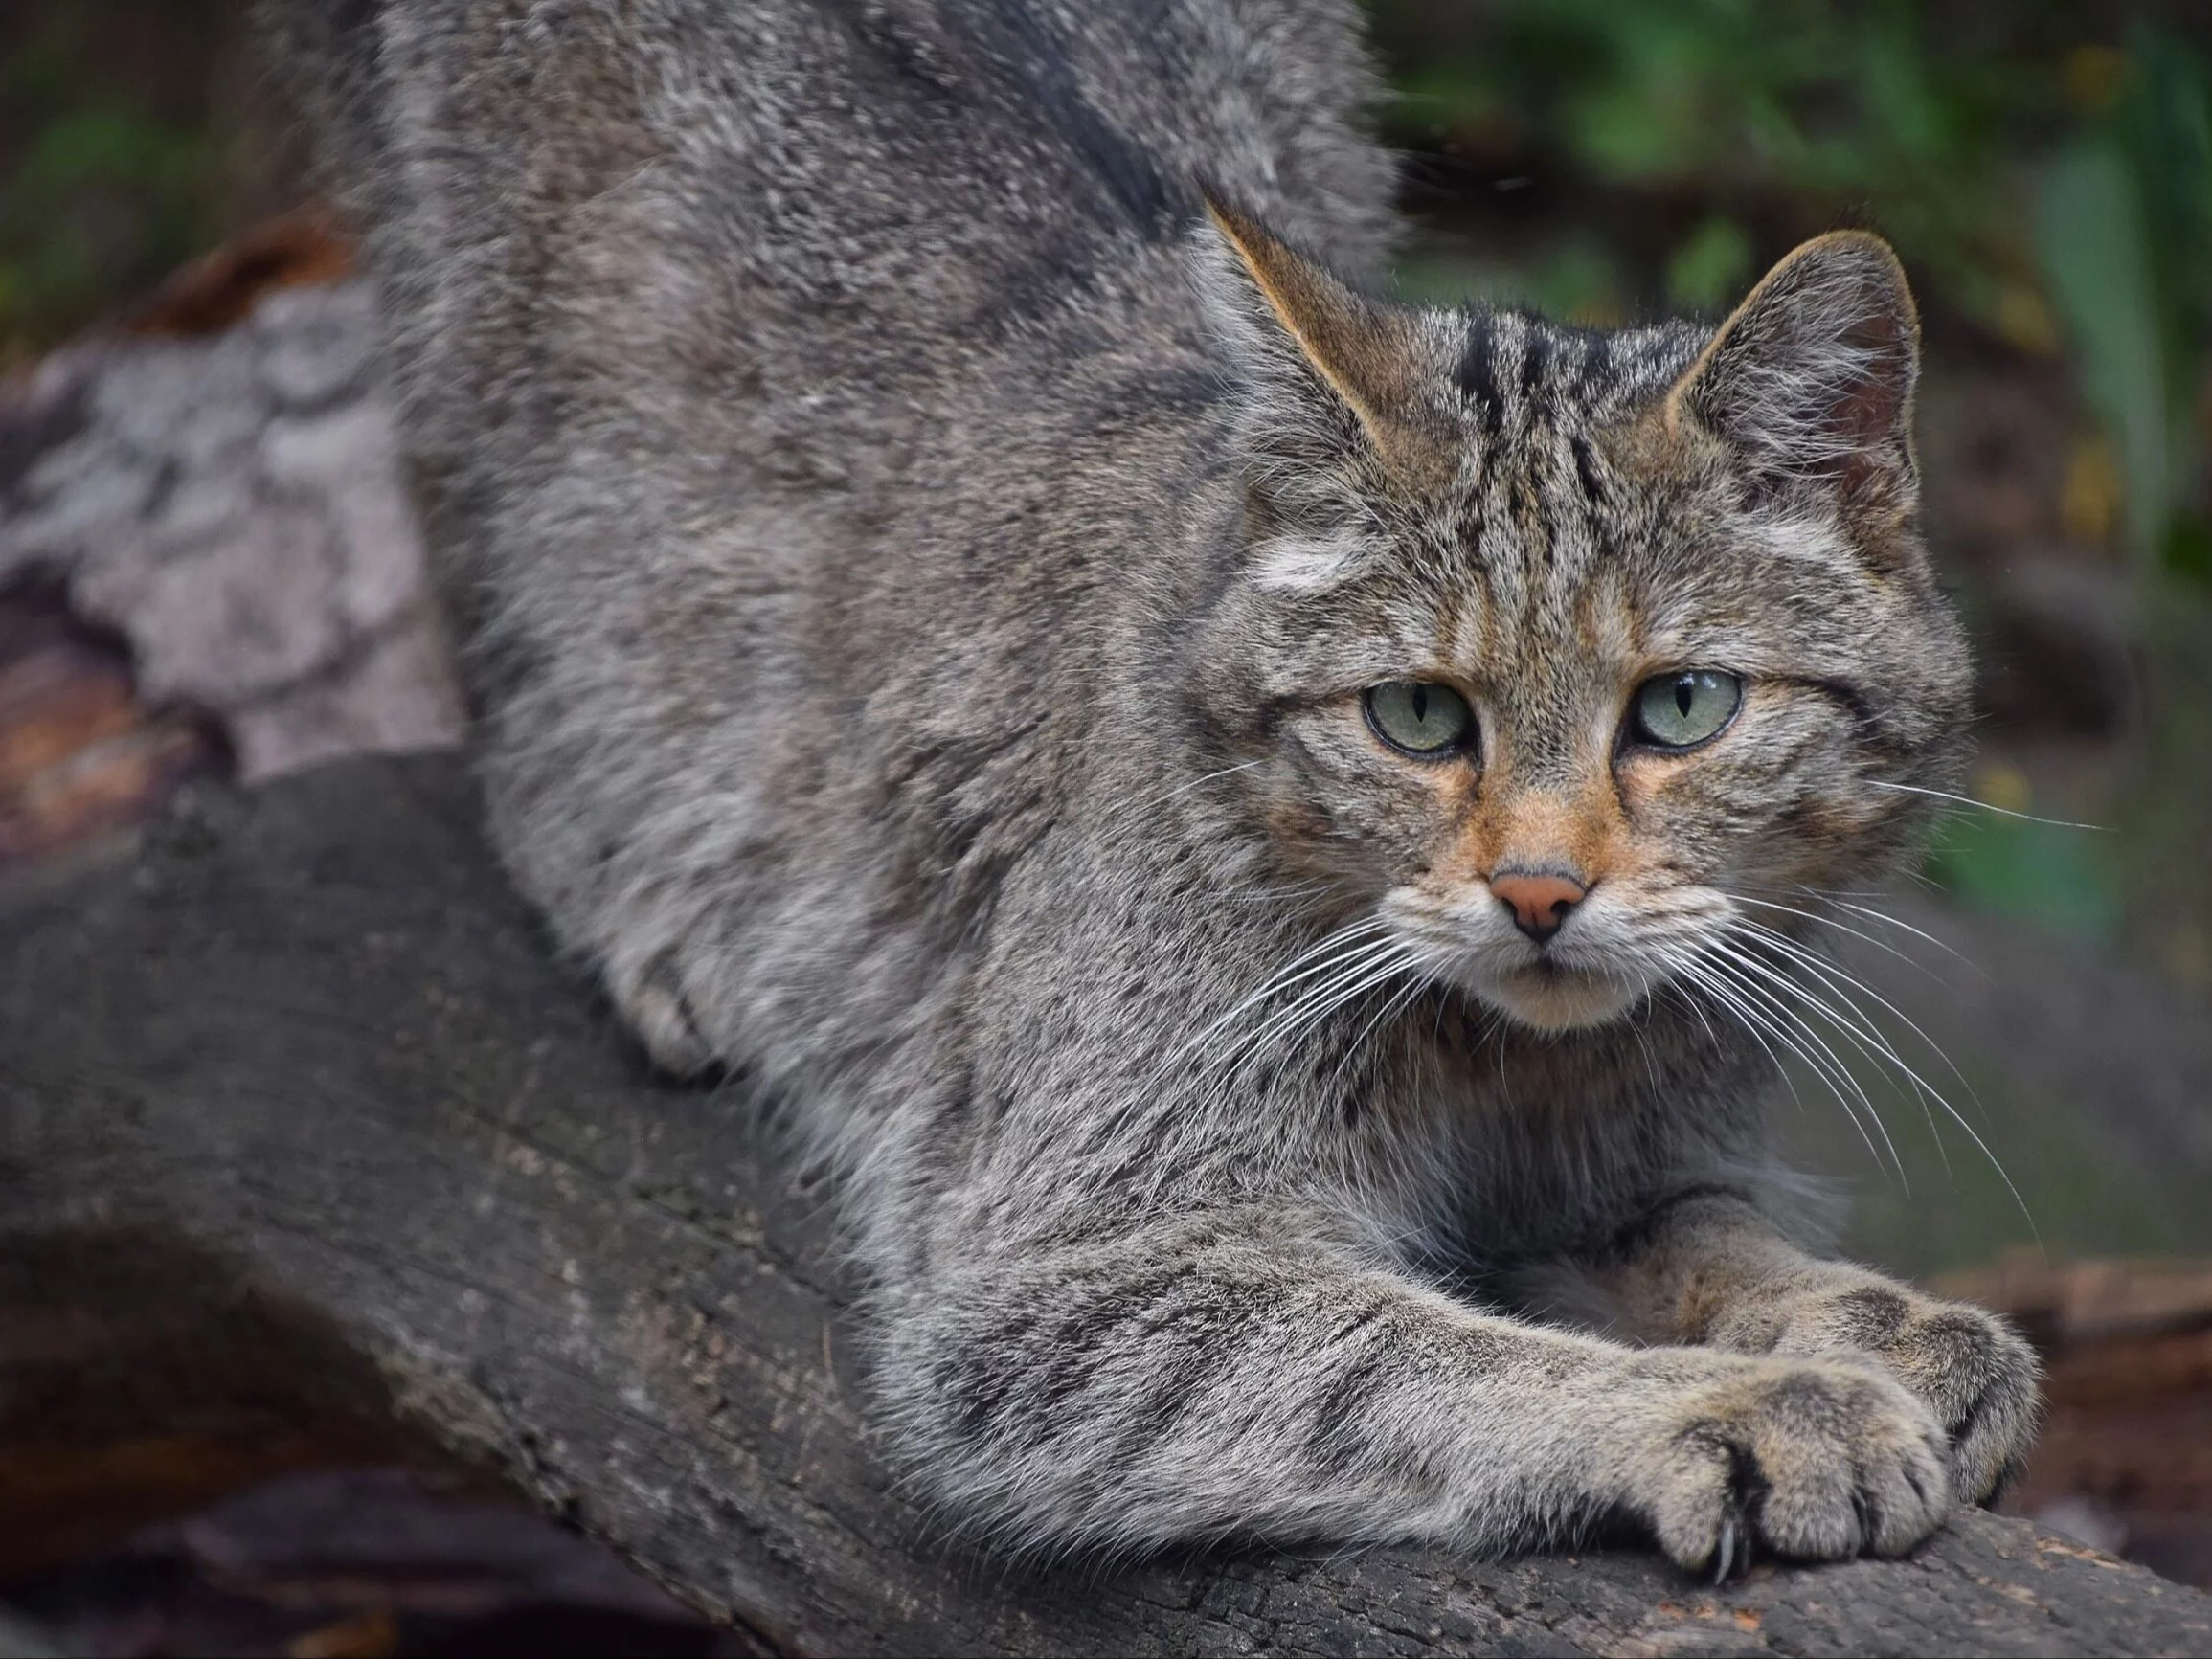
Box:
[266,0,2039,1575]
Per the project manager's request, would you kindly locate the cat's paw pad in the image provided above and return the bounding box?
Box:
[1636,1357,1951,1578]
[1774,1285,2042,1506]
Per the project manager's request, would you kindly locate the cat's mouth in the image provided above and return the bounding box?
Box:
[1474,957,1648,1033]
[1381,886,1698,1035]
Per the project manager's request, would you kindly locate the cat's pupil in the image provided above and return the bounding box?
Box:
[1411,685,1430,722]
[1675,678,1695,717]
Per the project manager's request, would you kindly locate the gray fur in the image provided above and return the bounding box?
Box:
[262,0,2038,1575]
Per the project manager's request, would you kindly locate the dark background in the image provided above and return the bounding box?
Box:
[2,2,2209,1651]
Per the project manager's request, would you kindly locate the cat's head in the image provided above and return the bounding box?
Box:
[1192,199,1972,1035]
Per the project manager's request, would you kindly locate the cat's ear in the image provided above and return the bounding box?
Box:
[1664,232,1919,512]
[1197,194,1452,489]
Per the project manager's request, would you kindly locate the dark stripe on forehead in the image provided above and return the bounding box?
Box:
[1456,311,1502,434]
[1574,326,1614,394]
[1519,325,1549,400]
[1570,433,1606,505]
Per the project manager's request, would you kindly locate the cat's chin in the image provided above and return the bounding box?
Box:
[1474,963,1644,1034]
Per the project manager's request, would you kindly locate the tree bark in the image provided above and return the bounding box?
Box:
[3,757,2208,1657]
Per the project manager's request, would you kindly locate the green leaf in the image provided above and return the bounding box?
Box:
[2036,139,2170,564]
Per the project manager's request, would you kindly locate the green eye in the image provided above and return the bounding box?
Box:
[1365,682,1475,757]
[1634,670,1743,749]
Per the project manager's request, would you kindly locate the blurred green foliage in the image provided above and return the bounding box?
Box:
[2036,27,2212,575]
[0,3,229,363]
[1373,0,2069,327]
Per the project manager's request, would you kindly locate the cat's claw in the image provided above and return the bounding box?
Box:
[1712,1514,1743,1585]
[1633,1354,1950,1577]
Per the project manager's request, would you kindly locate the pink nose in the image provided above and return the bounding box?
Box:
[1489,871,1588,943]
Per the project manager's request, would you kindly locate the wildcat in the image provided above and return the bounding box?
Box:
[266,0,2039,1575]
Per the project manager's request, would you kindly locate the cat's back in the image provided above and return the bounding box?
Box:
[272,0,1394,468]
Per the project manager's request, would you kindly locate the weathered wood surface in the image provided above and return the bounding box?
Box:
[3,757,2209,1657]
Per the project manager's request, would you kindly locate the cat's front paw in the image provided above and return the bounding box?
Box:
[607,952,717,1076]
[1767,1284,2042,1505]
[1628,1356,1951,1578]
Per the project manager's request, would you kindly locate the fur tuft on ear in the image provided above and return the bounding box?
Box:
[1195,192,1452,492]
[1666,232,1920,511]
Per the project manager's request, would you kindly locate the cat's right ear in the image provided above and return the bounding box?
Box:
[1195,194,1454,492]
[1663,232,1920,519]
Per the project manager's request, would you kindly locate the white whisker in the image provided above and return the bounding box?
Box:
[1817,894,1991,979]
[1710,939,1919,1180]
[1682,939,1906,1182]
[1730,917,1987,1126]
[1187,938,1416,1115]
[1661,941,1888,1177]
[1329,974,1431,1094]
[1140,758,1267,813]
[1154,918,1392,1083]
[1869,779,2108,831]
[1222,937,1408,1064]
[1713,923,2039,1243]
[1727,893,1942,984]
[1250,949,1417,1075]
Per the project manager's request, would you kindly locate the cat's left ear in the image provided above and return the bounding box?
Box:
[1664,232,1919,514]
[1196,193,1455,491]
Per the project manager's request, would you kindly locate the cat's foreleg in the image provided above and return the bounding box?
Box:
[875,1205,1951,1571]
[1574,1186,2041,1504]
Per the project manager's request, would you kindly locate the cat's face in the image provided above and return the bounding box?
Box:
[1199,210,1972,1034]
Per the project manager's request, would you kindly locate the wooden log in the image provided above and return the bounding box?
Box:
[3,756,2209,1657]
